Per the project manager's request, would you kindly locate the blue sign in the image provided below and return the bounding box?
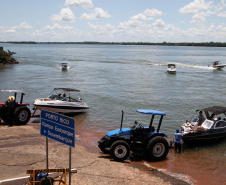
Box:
[40,110,75,147]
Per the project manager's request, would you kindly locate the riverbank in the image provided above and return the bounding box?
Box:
[0,118,189,185]
[0,48,19,65]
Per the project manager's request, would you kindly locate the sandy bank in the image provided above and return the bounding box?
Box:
[0,119,188,185]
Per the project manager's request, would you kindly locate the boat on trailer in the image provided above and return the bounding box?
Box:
[182,106,226,144]
[33,88,89,113]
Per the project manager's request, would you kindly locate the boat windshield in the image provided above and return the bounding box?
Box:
[62,97,81,102]
[47,88,82,101]
[48,94,62,100]
[168,64,175,68]
[190,115,199,125]
[202,120,214,129]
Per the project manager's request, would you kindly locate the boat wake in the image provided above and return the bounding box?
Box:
[157,62,217,70]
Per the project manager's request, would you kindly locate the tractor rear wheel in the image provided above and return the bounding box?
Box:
[110,140,130,162]
[147,136,169,161]
[13,106,31,125]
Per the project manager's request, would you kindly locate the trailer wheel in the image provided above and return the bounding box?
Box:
[110,140,130,162]
[14,106,31,125]
[147,136,169,161]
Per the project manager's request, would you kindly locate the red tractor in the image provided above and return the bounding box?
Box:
[0,90,31,125]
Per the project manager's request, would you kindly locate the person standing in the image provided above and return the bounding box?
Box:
[198,111,205,124]
[175,129,183,152]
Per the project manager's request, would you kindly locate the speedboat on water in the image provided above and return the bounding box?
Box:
[181,106,226,144]
[167,64,176,74]
[61,63,68,70]
[33,88,89,113]
[209,61,226,69]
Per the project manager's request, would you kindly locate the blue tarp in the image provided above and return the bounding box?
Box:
[136,109,166,116]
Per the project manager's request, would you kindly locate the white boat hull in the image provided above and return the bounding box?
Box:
[34,99,89,113]
[34,105,88,113]
[167,69,176,74]
[213,64,226,69]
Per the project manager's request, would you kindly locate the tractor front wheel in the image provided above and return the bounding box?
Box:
[14,107,31,125]
[110,140,130,162]
[147,136,169,161]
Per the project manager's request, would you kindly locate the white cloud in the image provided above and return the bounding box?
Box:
[12,21,33,31]
[19,22,33,29]
[179,0,219,24]
[81,8,111,20]
[119,20,148,29]
[51,8,76,22]
[144,8,163,17]
[191,10,214,23]
[217,11,226,17]
[130,14,148,21]
[30,24,75,41]
[65,0,93,9]
[152,19,166,29]
[43,24,73,31]
[129,8,162,22]
[0,21,32,33]
[179,0,214,14]
[86,19,186,42]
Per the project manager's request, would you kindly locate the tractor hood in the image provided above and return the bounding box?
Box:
[106,128,131,139]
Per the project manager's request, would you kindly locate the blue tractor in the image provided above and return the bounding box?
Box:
[98,109,169,162]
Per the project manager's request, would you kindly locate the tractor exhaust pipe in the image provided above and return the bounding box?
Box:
[120,110,124,131]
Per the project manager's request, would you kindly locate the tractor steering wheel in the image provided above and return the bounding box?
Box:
[134,121,138,129]
[139,124,144,129]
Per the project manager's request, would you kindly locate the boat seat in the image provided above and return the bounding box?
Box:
[215,121,226,128]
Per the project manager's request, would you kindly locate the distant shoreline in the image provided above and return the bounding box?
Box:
[0,41,226,47]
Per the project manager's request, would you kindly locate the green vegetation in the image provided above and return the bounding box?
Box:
[0,41,226,47]
[0,49,18,64]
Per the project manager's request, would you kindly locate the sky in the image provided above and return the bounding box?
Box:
[0,0,226,42]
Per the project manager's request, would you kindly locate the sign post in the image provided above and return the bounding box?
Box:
[40,110,75,185]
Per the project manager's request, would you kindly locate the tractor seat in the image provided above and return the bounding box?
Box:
[149,126,155,132]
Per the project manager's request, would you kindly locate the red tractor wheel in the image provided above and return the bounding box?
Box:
[13,106,31,125]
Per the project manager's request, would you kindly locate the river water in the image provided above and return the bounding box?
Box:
[0,44,226,184]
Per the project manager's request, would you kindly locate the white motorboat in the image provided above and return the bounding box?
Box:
[33,88,89,113]
[209,61,226,69]
[167,64,176,74]
[61,63,68,70]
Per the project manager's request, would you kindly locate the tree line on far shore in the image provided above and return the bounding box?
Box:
[0,41,226,47]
